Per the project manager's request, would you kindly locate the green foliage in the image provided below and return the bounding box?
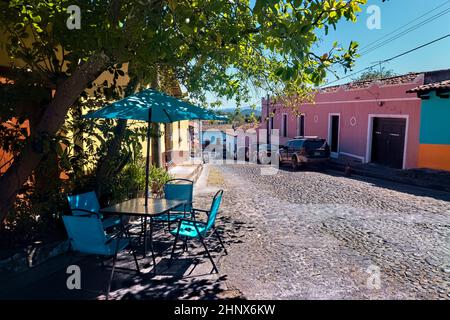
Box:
[106,160,145,203]
[354,67,397,82]
[148,164,173,196]
[0,0,368,246]
[118,162,147,196]
[1,177,66,249]
[1,0,367,110]
[223,106,261,126]
[97,159,172,204]
[0,120,27,157]
[228,110,246,126]
[57,103,148,182]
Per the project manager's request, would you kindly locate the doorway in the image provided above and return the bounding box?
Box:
[297,114,305,137]
[328,114,340,158]
[370,117,406,169]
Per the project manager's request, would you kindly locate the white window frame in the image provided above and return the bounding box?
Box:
[328,113,341,158]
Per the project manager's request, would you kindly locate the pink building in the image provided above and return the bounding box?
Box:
[260,73,425,169]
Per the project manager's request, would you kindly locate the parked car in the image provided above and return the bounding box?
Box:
[251,144,278,164]
[278,137,330,170]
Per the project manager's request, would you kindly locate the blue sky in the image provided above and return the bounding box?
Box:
[207,0,450,109]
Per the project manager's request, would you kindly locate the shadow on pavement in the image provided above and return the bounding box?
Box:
[1,233,231,300]
[277,163,450,202]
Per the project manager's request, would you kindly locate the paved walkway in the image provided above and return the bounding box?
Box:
[0,163,233,300]
[1,225,230,300]
[3,163,449,300]
[199,163,450,299]
[168,158,203,182]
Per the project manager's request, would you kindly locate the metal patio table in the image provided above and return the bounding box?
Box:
[100,198,186,271]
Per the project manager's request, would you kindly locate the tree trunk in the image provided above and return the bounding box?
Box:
[0,52,110,224]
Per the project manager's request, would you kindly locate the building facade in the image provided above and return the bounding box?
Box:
[260,70,450,171]
[0,50,191,175]
[408,78,450,171]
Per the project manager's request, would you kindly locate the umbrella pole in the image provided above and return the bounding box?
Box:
[145,109,152,207]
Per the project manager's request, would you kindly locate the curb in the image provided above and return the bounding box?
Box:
[327,161,450,193]
[0,240,70,274]
[1,164,205,277]
[189,163,204,183]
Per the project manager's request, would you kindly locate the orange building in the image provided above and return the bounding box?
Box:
[408,77,450,171]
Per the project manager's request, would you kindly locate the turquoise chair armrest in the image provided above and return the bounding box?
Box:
[105,229,125,244]
[191,208,210,221]
[172,218,207,238]
[177,218,206,227]
[102,216,123,229]
[71,208,99,217]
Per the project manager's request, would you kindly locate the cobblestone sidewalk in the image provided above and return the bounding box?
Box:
[195,164,450,300]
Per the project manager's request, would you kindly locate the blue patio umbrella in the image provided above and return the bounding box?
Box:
[84,89,226,205]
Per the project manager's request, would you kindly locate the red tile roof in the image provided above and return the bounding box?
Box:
[407,80,450,93]
[321,73,421,93]
[202,123,233,132]
[202,122,258,133]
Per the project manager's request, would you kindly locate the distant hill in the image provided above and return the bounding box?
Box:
[220,107,261,117]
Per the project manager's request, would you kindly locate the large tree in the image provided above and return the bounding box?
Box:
[0,0,366,223]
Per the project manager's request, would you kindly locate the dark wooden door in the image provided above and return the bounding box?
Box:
[371,117,406,169]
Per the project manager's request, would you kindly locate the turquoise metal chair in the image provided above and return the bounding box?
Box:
[153,179,194,229]
[67,191,122,230]
[169,190,227,273]
[62,215,140,299]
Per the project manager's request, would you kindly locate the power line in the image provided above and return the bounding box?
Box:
[380,33,450,63]
[326,1,450,73]
[321,33,450,87]
[360,7,450,56]
[361,8,450,56]
[359,0,450,52]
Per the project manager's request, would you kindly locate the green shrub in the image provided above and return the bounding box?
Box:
[148,164,172,196]
[106,159,172,203]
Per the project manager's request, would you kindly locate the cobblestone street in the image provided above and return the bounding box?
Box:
[195,164,450,299]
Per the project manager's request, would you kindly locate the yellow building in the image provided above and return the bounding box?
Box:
[0,32,191,174]
[80,62,191,169]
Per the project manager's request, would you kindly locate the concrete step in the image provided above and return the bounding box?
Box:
[168,161,203,183]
